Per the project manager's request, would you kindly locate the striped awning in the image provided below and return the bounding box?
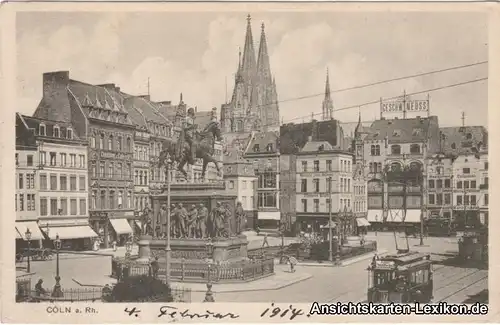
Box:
[110,219,133,235]
[46,225,98,240]
[15,221,44,240]
[356,218,371,227]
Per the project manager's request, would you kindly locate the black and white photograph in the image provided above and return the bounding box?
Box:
[8,4,490,312]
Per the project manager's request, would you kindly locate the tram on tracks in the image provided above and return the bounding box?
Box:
[367,250,433,303]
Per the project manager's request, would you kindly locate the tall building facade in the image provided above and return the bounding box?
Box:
[295,137,354,232]
[33,72,136,248]
[221,15,280,144]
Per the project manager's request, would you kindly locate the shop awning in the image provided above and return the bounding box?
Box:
[257,212,280,221]
[320,220,337,229]
[110,219,133,234]
[356,218,371,227]
[403,210,422,223]
[47,226,98,240]
[367,210,383,223]
[386,210,422,223]
[15,221,44,240]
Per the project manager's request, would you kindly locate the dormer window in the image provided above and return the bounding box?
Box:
[393,129,401,137]
[39,124,46,136]
[451,143,456,149]
[67,129,73,139]
[412,128,422,136]
[53,126,60,138]
[266,143,273,152]
[253,144,260,152]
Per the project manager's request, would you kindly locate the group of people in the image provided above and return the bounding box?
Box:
[143,201,246,240]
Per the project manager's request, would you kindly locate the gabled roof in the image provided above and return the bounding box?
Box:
[122,95,170,127]
[439,126,488,156]
[365,116,438,143]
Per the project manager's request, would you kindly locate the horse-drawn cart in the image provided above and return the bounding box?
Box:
[16,248,53,263]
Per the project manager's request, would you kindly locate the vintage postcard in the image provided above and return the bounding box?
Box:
[1,1,498,323]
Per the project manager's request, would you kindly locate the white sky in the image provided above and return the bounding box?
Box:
[16,11,487,135]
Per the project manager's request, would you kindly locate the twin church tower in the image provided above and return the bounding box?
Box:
[220,15,334,143]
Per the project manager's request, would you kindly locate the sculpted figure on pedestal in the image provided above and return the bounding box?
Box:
[187,204,198,238]
[197,203,208,238]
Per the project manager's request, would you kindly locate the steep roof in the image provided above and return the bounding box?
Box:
[280,119,342,154]
[439,126,488,156]
[122,95,171,127]
[21,115,82,141]
[365,116,438,143]
[245,131,279,154]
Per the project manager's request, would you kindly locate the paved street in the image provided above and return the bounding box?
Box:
[17,232,487,304]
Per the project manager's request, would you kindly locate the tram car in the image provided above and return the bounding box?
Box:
[367,251,433,303]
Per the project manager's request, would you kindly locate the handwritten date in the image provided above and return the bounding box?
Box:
[260,303,308,320]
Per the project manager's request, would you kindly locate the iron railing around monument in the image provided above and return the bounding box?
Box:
[112,257,275,283]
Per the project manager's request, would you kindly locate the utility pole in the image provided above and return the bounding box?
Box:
[420,144,427,246]
[328,176,333,262]
[461,112,466,127]
[147,77,151,97]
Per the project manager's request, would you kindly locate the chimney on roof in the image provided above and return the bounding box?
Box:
[39,71,71,122]
[97,83,116,90]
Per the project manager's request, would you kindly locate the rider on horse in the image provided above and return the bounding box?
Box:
[183,107,197,164]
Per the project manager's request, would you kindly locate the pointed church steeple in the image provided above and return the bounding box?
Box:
[355,108,362,137]
[322,68,334,120]
[257,22,272,82]
[241,14,257,81]
[235,47,243,83]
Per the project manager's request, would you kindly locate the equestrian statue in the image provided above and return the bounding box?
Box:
[158,107,222,180]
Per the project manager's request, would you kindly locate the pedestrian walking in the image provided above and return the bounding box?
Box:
[288,256,298,273]
[262,234,270,248]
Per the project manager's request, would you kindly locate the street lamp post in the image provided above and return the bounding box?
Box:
[335,209,341,264]
[25,229,32,273]
[328,177,333,263]
[51,234,63,298]
[125,235,133,260]
[165,153,172,285]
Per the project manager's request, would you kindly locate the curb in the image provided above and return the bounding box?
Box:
[296,250,388,267]
[173,273,313,293]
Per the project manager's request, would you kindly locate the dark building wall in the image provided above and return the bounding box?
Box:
[68,91,87,139]
[15,114,37,149]
[34,71,72,123]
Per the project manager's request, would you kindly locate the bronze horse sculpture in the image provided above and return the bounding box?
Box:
[158,121,222,180]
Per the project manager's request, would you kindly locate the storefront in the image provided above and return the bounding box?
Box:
[15,221,44,253]
[90,211,135,248]
[38,218,98,251]
[257,211,281,231]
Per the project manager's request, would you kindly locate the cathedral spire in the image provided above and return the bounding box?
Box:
[235,47,243,83]
[325,68,331,100]
[355,107,362,138]
[241,14,257,80]
[322,68,333,120]
[257,22,272,82]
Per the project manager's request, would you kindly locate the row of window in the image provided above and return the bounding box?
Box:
[39,124,72,139]
[299,178,351,193]
[17,173,35,190]
[227,180,255,190]
[257,172,277,189]
[369,144,422,156]
[257,192,278,209]
[454,194,488,206]
[91,162,132,180]
[15,194,36,211]
[15,154,35,167]
[90,133,132,152]
[134,170,149,186]
[428,193,452,205]
[353,200,366,213]
[39,197,87,216]
[134,145,150,161]
[299,198,351,213]
[300,159,352,173]
[90,190,133,210]
[354,185,366,195]
[135,196,150,212]
[253,143,274,153]
[39,152,85,168]
[38,174,86,191]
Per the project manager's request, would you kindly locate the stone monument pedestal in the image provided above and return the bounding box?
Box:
[148,235,249,263]
[136,235,153,264]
